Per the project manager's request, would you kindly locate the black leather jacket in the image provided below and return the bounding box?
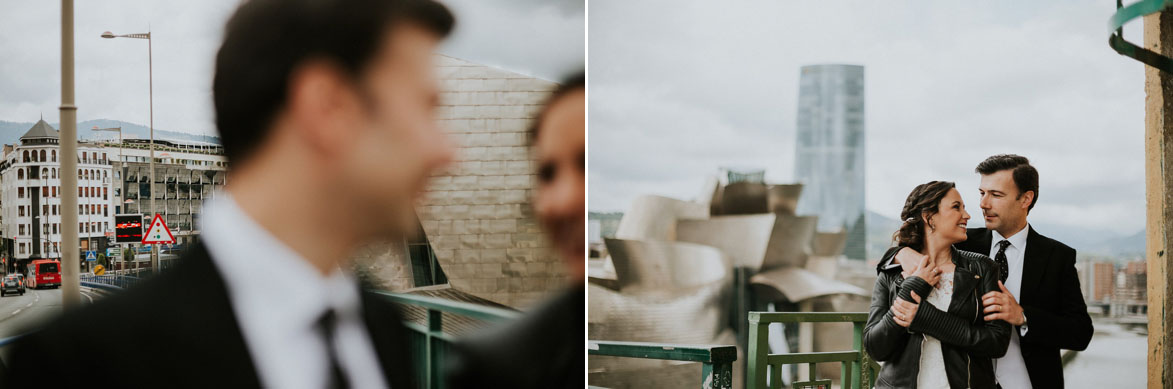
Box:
[864,247,1011,388]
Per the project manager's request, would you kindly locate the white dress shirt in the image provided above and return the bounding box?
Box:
[200,194,390,389]
[990,226,1031,389]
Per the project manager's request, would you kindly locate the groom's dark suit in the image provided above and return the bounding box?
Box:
[2,243,417,388]
[958,227,1092,388]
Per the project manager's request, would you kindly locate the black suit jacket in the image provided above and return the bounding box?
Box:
[3,243,417,388]
[882,227,1094,388]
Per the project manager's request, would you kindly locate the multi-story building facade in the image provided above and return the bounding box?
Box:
[794,64,867,260]
[102,138,229,249]
[0,119,115,270]
[0,119,229,272]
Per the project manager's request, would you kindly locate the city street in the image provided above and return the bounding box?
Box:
[0,287,100,339]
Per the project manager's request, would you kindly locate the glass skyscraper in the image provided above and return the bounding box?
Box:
[794,64,866,260]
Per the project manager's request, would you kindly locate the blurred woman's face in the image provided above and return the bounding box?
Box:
[533,89,585,280]
[927,188,971,245]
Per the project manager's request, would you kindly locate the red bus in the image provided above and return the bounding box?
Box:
[26,259,61,289]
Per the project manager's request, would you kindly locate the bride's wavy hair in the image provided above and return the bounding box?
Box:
[893,181,956,252]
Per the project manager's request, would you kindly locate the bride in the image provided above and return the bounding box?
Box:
[863,181,1010,388]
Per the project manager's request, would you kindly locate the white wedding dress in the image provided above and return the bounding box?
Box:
[917,272,955,389]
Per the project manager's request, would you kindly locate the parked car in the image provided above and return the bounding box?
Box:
[1,276,23,296]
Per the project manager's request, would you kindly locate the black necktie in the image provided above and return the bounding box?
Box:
[315,310,350,389]
[995,240,1011,283]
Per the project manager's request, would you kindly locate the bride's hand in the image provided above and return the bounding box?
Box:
[891,291,922,327]
[910,255,940,286]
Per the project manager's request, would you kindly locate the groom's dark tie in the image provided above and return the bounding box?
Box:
[995,240,1011,283]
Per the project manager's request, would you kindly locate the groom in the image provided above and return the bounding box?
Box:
[882,154,1093,388]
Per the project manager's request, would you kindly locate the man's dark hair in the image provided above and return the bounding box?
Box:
[975,154,1039,211]
[212,0,455,165]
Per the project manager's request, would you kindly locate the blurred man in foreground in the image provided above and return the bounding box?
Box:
[446,73,586,388]
[6,0,455,387]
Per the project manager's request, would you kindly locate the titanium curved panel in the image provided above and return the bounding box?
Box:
[604,238,729,293]
[811,231,848,257]
[766,184,803,215]
[614,195,708,241]
[676,214,777,270]
[762,215,819,269]
[749,267,868,302]
[717,182,769,215]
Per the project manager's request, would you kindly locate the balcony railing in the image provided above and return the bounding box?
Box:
[588,340,737,389]
[747,312,880,389]
[376,291,520,389]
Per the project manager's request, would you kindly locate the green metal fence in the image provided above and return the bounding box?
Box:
[587,340,738,389]
[747,312,880,389]
[377,291,520,389]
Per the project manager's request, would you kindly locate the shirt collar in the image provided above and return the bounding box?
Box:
[991,224,1030,251]
[200,192,363,328]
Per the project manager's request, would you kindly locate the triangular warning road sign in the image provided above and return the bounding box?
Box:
[142,214,175,245]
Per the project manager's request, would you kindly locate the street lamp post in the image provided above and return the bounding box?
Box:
[100,31,158,272]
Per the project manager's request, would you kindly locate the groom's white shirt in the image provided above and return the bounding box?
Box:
[990,226,1031,389]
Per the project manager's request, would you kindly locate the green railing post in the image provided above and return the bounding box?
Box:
[851,321,863,389]
[747,312,769,389]
[426,308,441,389]
[746,312,876,389]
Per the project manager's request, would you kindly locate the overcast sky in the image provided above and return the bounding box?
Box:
[588,1,1146,235]
[0,0,584,136]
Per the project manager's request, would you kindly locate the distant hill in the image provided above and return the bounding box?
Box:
[0,119,220,145]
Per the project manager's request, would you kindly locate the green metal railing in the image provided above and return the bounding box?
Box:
[747,312,880,389]
[377,291,520,389]
[587,340,738,389]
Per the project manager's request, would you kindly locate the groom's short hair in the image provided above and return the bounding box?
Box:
[975,154,1039,211]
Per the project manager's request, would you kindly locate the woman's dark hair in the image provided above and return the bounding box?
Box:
[893,181,956,252]
[528,71,585,143]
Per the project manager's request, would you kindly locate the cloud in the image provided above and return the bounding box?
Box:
[0,0,583,135]
[589,0,1145,235]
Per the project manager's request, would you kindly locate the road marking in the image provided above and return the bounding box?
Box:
[81,292,94,304]
[24,302,31,307]
[11,309,20,315]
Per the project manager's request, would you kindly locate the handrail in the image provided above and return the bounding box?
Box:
[747,311,879,389]
[376,291,518,389]
[588,340,736,389]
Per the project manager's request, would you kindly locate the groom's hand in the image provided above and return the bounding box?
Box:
[894,247,928,278]
[982,281,1025,325]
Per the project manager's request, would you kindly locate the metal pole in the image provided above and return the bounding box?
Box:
[147,33,158,273]
[59,0,81,308]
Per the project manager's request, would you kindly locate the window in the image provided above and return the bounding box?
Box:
[84,170,89,180]
[41,168,47,178]
[53,243,58,253]
[19,243,25,255]
[17,169,23,180]
[42,186,47,197]
[42,205,47,215]
[22,151,28,163]
[19,225,24,235]
[103,187,108,200]
[43,242,48,254]
[18,206,24,217]
[103,205,108,216]
[51,150,56,162]
[52,205,57,215]
[53,224,58,234]
[407,220,448,287]
[52,187,56,197]
[52,168,56,179]
[18,187,24,198]
[39,150,45,162]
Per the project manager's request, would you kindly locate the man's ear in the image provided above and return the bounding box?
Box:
[285,60,361,159]
[1020,190,1035,211]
